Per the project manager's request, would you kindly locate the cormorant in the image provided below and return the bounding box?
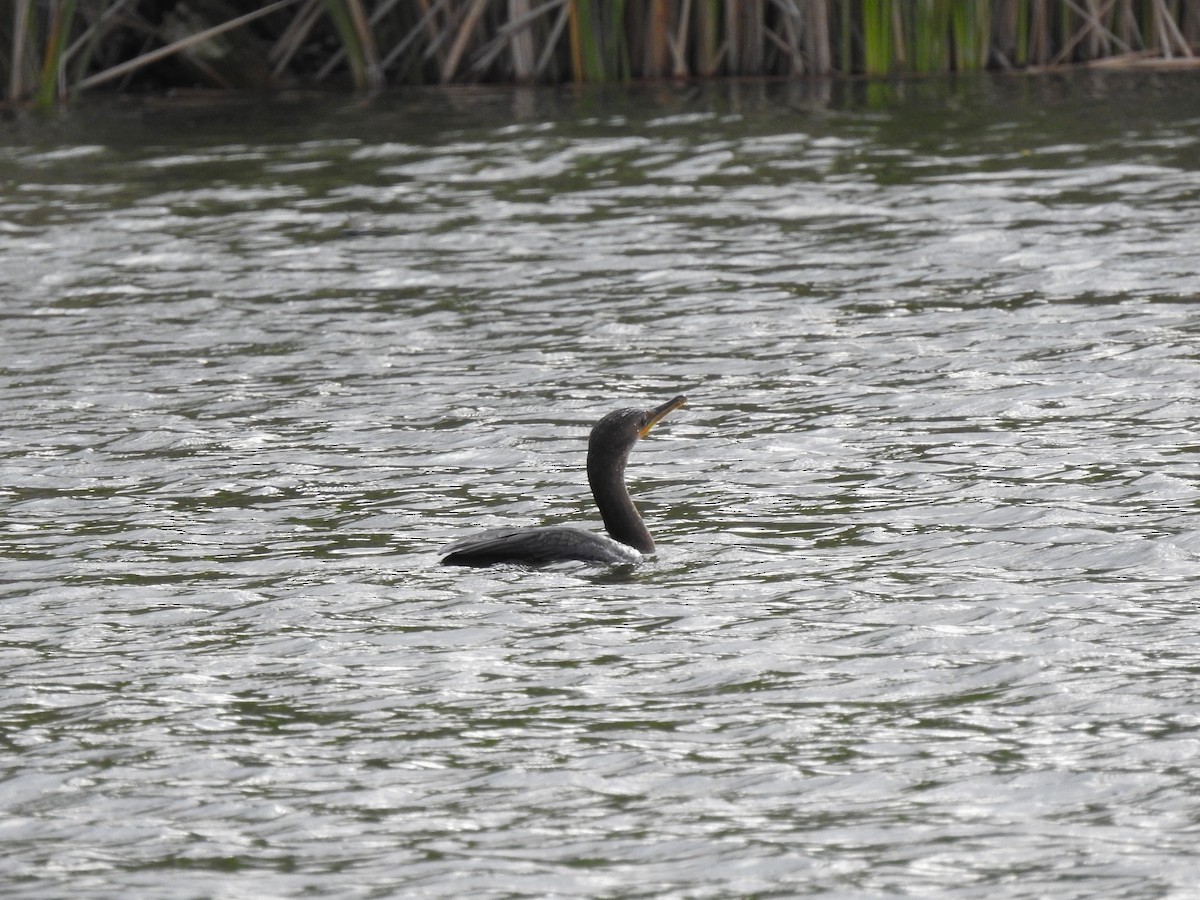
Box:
[440,395,686,566]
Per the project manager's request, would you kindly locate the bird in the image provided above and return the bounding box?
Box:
[440,395,687,566]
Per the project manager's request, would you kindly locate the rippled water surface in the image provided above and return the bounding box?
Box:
[4,73,1200,898]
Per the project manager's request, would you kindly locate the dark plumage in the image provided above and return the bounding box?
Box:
[440,395,686,567]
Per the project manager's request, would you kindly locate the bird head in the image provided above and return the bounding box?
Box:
[588,395,686,464]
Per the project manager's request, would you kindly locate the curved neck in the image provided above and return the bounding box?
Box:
[587,453,654,553]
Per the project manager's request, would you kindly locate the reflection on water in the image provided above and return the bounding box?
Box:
[3,73,1200,898]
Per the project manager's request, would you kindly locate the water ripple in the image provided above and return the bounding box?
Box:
[3,75,1200,898]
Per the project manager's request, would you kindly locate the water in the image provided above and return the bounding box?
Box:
[3,72,1200,898]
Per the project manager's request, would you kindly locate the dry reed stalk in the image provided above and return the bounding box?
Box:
[1113,0,1146,47]
[695,0,723,75]
[8,0,33,102]
[766,0,803,75]
[74,0,300,90]
[741,0,766,73]
[890,0,905,69]
[507,0,537,80]
[270,0,324,76]
[724,0,740,71]
[671,0,693,77]
[1028,0,1052,64]
[373,0,447,81]
[805,0,832,74]
[1052,0,1122,62]
[470,0,564,79]
[58,0,136,96]
[531,0,570,77]
[413,0,452,77]
[636,0,668,77]
[442,0,489,81]
[1152,0,1194,55]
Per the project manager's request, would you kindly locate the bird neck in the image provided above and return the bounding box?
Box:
[587,454,654,553]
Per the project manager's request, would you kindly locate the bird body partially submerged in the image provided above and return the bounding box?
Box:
[440,525,642,566]
[440,395,686,567]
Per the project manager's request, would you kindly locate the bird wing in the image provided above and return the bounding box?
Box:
[440,525,641,566]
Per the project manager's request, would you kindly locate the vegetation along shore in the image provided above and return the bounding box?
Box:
[5,0,1200,107]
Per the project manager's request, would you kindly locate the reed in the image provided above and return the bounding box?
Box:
[324,0,383,90]
[3,0,1199,104]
